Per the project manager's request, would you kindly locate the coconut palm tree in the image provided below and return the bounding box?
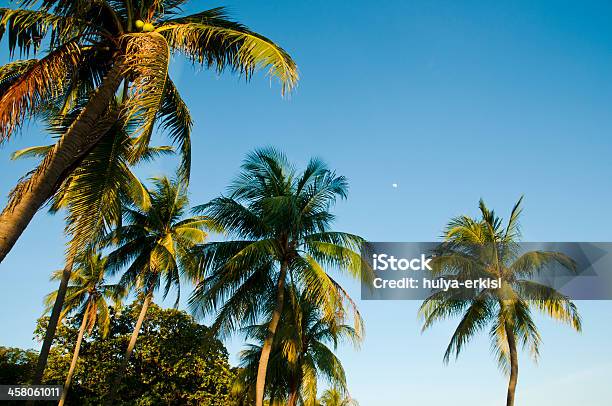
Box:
[0,0,298,262]
[319,388,360,406]
[419,197,582,406]
[13,105,171,384]
[43,252,123,406]
[103,175,219,404]
[189,148,370,406]
[233,286,362,406]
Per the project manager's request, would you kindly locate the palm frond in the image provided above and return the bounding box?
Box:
[441,293,494,363]
[156,77,192,180]
[511,250,576,277]
[0,40,83,141]
[516,280,582,331]
[0,7,79,55]
[0,59,38,90]
[158,8,298,95]
[11,144,53,160]
[427,198,581,376]
[56,121,140,256]
[121,32,170,162]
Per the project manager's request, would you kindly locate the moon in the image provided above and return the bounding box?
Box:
[392,183,398,188]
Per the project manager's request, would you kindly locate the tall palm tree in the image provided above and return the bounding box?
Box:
[319,388,359,406]
[233,286,362,406]
[43,252,123,406]
[103,175,219,404]
[0,0,298,262]
[419,197,582,406]
[13,106,171,384]
[189,148,370,406]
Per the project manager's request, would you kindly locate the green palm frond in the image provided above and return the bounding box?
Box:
[516,280,582,330]
[234,287,359,403]
[422,197,582,378]
[509,299,541,362]
[10,145,53,160]
[419,290,473,331]
[310,341,347,390]
[300,362,318,406]
[510,250,576,277]
[121,32,170,162]
[54,121,151,255]
[105,176,218,306]
[44,252,123,337]
[193,197,268,239]
[209,268,275,339]
[0,7,83,54]
[0,0,298,179]
[319,387,360,406]
[302,234,366,281]
[157,78,191,180]
[441,293,494,363]
[13,101,173,259]
[189,150,364,373]
[503,196,523,242]
[158,7,297,95]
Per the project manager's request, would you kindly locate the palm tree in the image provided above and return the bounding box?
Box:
[0,0,298,262]
[419,197,582,406]
[43,252,123,406]
[233,286,362,406]
[103,175,219,404]
[319,388,359,406]
[13,106,171,384]
[189,148,370,406]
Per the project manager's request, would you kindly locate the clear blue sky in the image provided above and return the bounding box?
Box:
[1,0,612,405]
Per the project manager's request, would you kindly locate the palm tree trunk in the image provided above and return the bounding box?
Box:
[58,303,90,406]
[287,380,300,406]
[0,61,124,263]
[505,321,519,406]
[31,258,75,385]
[255,261,288,406]
[105,293,152,406]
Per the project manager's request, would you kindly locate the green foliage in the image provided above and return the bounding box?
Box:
[234,287,362,405]
[44,252,124,337]
[11,107,170,259]
[0,346,38,384]
[318,388,359,406]
[27,302,236,405]
[419,197,582,372]
[190,148,369,337]
[105,176,219,303]
[0,1,297,141]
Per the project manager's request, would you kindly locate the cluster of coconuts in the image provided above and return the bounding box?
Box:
[135,20,155,32]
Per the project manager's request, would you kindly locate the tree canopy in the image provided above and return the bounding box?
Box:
[17,302,237,405]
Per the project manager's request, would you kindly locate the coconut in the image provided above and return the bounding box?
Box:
[135,20,145,30]
[143,22,155,32]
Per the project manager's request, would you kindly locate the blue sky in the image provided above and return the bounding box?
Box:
[1,0,612,404]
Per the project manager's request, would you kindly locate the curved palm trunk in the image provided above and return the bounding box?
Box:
[31,258,74,385]
[58,303,90,406]
[105,293,152,406]
[255,261,288,406]
[0,62,124,263]
[505,322,519,406]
